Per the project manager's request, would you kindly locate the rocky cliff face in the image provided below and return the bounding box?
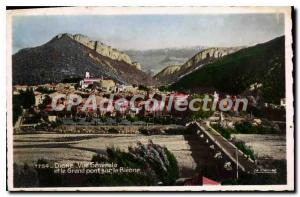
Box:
[155,47,243,85]
[13,34,153,85]
[54,33,140,69]
[170,36,285,104]
[180,47,242,71]
[154,65,181,82]
[132,62,142,70]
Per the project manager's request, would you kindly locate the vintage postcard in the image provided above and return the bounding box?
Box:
[6,6,294,191]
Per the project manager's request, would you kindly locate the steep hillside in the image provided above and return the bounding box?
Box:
[170,36,285,104]
[154,65,181,82]
[12,33,153,85]
[155,47,242,85]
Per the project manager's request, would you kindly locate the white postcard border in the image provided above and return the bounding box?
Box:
[6,6,294,191]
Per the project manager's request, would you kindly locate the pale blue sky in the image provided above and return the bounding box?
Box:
[13,14,284,53]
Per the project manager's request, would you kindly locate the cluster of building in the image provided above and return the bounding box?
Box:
[12,72,189,124]
[44,91,190,119]
[79,72,138,93]
[13,71,286,128]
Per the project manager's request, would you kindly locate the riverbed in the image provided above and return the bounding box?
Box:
[231,134,286,160]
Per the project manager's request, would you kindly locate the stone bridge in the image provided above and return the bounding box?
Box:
[189,121,257,174]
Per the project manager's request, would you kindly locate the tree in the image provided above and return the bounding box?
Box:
[13,95,22,124]
[19,88,35,108]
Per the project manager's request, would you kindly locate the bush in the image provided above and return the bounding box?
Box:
[35,86,56,94]
[235,122,257,134]
[138,85,150,91]
[89,142,179,186]
[18,88,35,109]
[35,159,62,187]
[13,88,35,124]
[158,86,171,92]
[234,141,255,160]
[139,128,150,135]
[163,148,179,185]
[211,124,234,140]
[13,142,179,187]
[126,115,139,122]
[13,163,39,187]
[13,95,22,125]
[50,119,63,128]
[108,128,119,134]
[235,122,280,134]
[23,113,41,124]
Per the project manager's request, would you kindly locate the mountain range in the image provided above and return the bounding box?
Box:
[154,47,243,85]
[12,33,153,85]
[12,33,285,104]
[125,47,206,75]
[169,36,285,104]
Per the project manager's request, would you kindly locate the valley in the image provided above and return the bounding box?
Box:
[12,33,287,186]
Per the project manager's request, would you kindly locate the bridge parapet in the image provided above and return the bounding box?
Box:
[193,121,256,174]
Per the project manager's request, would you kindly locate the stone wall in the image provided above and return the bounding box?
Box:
[54,124,186,134]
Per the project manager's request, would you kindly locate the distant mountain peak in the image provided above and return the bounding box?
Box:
[12,33,154,85]
[51,33,138,68]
